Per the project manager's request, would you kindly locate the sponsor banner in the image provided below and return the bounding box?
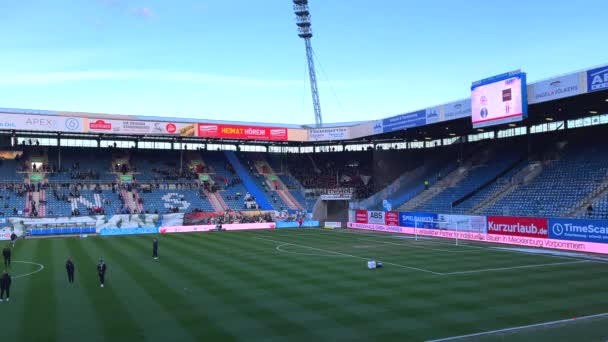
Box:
[549,218,608,244]
[159,222,275,233]
[443,99,472,121]
[320,194,353,200]
[276,221,320,228]
[399,212,438,228]
[385,211,399,226]
[587,66,608,93]
[382,110,426,133]
[347,222,608,255]
[309,127,350,141]
[0,113,83,133]
[99,227,159,236]
[324,221,342,229]
[487,216,548,239]
[530,73,582,104]
[84,119,197,137]
[367,211,385,225]
[425,106,444,125]
[437,214,487,233]
[197,123,288,141]
[355,210,368,223]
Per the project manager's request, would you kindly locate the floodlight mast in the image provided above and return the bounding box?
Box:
[293,0,323,127]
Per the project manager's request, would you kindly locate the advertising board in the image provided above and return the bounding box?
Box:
[0,114,83,133]
[276,221,320,228]
[159,222,275,233]
[347,222,608,255]
[308,127,350,141]
[367,211,385,224]
[324,222,342,229]
[197,124,288,141]
[399,212,438,228]
[99,227,159,236]
[382,110,426,133]
[587,66,608,93]
[437,214,487,233]
[548,218,608,244]
[529,73,582,104]
[355,210,368,223]
[385,212,399,226]
[487,216,548,239]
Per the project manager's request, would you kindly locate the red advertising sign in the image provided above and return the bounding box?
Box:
[487,216,548,239]
[197,124,288,141]
[355,210,368,224]
[385,212,399,226]
[90,119,112,130]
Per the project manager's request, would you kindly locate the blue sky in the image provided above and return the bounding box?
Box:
[0,0,606,125]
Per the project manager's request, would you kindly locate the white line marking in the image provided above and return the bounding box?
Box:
[11,261,45,279]
[252,236,443,275]
[357,237,458,253]
[442,260,590,275]
[427,311,608,341]
[275,243,343,257]
[317,228,592,262]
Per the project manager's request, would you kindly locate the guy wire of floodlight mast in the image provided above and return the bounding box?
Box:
[293,0,323,127]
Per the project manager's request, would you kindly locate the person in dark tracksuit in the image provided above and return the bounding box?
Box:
[0,271,11,302]
[2,247,10,268]
[97,259,106,288]
[152,238,159,260]
[66,258,75,284]
[10,233,17,248]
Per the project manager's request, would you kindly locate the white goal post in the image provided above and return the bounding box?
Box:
[413,218,483,245]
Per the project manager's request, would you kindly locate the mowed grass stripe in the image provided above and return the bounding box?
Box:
[52,238,105,342]
[95,235,234,342]
[163,232,413,340]
[67,237,145,342]
[124,234,320,340]
[2,238,39,341]
[153,233,356,340]
[17,238,58,342]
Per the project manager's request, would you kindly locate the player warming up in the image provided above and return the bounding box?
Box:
[2,246,10,268]
[97,259,107,288]
[153,238,159,260]
[66,258,75,284]
[0,270,11,302]
[10,232,17,248]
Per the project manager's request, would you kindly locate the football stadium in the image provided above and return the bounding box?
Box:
[2,1,608,341]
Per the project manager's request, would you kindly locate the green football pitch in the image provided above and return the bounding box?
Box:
[2,228,608,342]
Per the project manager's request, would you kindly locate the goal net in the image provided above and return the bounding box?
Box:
[412,217,485,246]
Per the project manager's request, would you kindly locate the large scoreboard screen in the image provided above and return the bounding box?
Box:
[471,70,527,128]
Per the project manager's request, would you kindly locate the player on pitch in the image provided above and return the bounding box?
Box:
[152,238,159,260]
[97,258,107,288]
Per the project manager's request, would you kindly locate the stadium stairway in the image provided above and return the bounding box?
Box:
[397,161,471,212]
[188,157,229,212]
[568,177,608,218]
[254,160,304,211]
[470,162,543,215]
[224,151,272,210]
[120,188,139,213]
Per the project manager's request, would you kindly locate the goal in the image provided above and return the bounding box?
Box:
[412,218,484,245]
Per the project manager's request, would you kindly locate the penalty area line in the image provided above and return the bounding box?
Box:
[427,311,608,341]
[252,236,443,276]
